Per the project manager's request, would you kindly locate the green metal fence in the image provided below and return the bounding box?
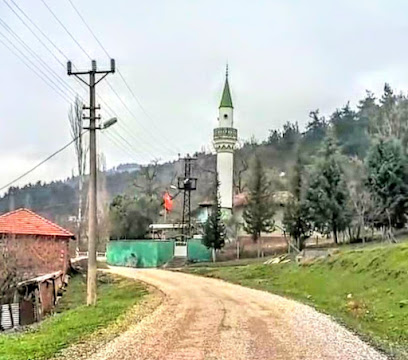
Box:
[187,239,212,262]
[107,239,212,268]
[107,240,174,268]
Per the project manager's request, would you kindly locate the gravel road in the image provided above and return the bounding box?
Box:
[87,267,387,360]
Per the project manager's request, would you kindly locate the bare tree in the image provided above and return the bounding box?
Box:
[346,159,374,242]
[234,155,248,194]
[69,96,87,251]
[0,238,20,304]
[134,160,160,198]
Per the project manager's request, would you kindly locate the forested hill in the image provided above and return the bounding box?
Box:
[0,83,404,228]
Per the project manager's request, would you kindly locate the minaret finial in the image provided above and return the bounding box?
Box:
[219,63,233,108]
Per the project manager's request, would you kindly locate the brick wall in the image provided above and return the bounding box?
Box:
[3,236,70,279]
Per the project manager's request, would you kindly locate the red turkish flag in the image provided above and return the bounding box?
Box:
[163,192,173,212]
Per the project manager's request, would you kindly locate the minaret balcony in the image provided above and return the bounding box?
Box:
[213,127,238,141]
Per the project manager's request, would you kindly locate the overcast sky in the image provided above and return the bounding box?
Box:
[0,0,408,193]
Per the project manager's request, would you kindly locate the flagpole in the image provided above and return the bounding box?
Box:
[164,209,167,240]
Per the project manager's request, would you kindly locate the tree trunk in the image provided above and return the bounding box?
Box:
[212,248,216,263]
[332,217,338,244]
[257,234,261,258]
[333,230,338,244]
[236,238,240,259]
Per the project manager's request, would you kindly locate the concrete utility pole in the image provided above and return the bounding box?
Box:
[67,59,115,305]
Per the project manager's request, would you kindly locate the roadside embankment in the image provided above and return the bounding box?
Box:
[185,242,408,359]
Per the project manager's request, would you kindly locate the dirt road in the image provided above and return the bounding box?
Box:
[88,267,386,360]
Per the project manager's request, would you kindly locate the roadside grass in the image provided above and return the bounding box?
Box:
[189,255,278,268]
[0,272,148,360]
[186,242,408,359]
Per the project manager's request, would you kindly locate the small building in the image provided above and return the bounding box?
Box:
[0,208,75,280]
[196,199,215,224]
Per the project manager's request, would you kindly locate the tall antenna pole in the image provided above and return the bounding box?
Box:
[178,155,197,240]
[67,59,115,305]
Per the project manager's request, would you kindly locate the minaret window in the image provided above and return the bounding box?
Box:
[224,114,228,119]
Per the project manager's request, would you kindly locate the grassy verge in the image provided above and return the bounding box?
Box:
[186,243,408,359]
[0,272,148,360]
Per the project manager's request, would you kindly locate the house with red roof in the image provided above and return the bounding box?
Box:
[0,208,75,280]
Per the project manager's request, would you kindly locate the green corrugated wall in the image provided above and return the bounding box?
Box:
[107,240,174,268]
[187,239,212,262]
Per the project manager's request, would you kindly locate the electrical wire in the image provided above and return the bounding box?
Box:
[40,0,91,61]
[41,0,176,157]
[101,131,145,163]
[65,0,181,155]
[103,81,176,155]
[0,131,88,192]
[8,0,69,62]
[3,0,172,168]
[0,16,79,99]
[2,0,87,100]
[0,32,71,104]
[4,0,159,160]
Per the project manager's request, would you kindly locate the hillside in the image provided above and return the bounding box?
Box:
[0,143,294,229]
[0,83,404,235]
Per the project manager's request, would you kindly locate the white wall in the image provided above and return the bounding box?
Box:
[217,151,233,209]
[218,107,233,127]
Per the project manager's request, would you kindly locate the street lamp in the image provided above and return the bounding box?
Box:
[102,117,117,130]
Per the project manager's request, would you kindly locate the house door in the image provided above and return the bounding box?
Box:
[174,241,187,257]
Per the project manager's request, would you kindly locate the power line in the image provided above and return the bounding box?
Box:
[40,0,91,61]
[41,0,174,157]
[95,92,168,159]
[8,0,69,61]
[0,32,71,103]
[102,131,145,163]
[3,0,87,100]
[104,80,177,155]
[5,0,173,163]
[3,0,66,67]
[66,0,109,58]
[0,16,79,99]
[65,0,181,155]
[0,131,88,192]
[111,127,154,159]
[4,0,95,103]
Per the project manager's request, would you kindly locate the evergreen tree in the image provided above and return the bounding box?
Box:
[331,103,370,158]
[202,174,225,262]
[303,110,328,146]
[365,138,408,239]
[243,156,275,257]
[282,150,311,250]
[305,132,351,244]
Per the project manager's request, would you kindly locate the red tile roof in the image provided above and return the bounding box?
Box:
[0,208,74,238]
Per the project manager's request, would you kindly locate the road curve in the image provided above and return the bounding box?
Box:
[88,267,386,360]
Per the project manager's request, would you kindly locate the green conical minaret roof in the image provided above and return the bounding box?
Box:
[219,66,233,108]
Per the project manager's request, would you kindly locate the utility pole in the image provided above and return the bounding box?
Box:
[67,59,115,305]
[178,155,197,240]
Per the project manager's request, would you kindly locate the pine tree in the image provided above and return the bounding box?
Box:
[365,138,408,240]
[305,132,351,244]
[282,150,311,250]
[202,174,225,262]
[243,156,275,257]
